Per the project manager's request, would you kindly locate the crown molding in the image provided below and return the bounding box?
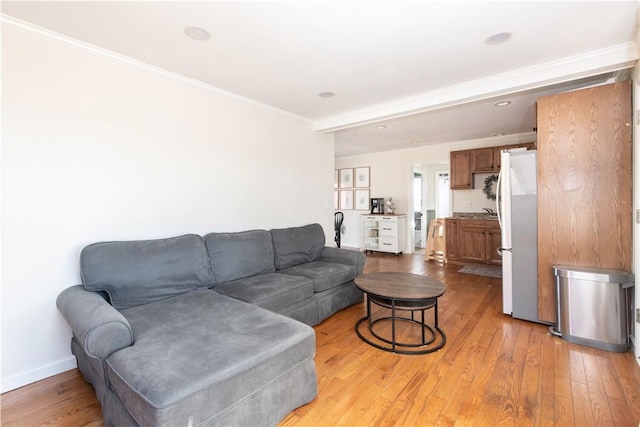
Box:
[314,42,638,133]
[1,14,312,124]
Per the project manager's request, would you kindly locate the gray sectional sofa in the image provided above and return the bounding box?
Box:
[57,223,365,426]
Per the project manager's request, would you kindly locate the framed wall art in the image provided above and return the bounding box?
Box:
[339,168,354,188]
[355,167,370,188]
[334,169,339,189]
[355,189,370,210]
[334,190,339,209]
[340,190,353,210]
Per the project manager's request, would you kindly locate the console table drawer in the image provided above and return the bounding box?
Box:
[379,222,397,236]
[380,237,398,252]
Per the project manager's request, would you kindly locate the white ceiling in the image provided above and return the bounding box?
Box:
[2,1,639,157]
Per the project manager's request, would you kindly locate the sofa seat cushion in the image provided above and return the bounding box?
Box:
[215,273,314,312]
[106,289,316,427]
[281,261,357,292]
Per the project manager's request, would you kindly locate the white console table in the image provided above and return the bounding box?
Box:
[362,214,406,255]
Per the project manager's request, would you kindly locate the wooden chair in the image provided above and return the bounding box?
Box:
[425,218,446,262]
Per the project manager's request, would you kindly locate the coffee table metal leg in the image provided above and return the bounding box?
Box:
[421,309,425,344]
[391,297,396,352]
[434,300,438,327]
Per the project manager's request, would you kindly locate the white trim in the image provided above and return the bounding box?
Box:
[1,356,77,393]
[0,14,312,125]
[314,42,638,132]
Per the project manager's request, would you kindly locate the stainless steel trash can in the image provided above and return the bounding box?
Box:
[552,266,634,352]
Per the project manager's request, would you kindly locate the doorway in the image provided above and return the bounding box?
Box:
[413,172,425,250]
[435,170,450,218]
[411,164,450,253]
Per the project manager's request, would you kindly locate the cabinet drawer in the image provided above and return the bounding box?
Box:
[379,237,398,252]
[379,221,397,236]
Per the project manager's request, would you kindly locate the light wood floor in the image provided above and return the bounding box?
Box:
[2,253,639,426]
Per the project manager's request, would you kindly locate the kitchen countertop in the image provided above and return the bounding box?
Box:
[447,213,499,221]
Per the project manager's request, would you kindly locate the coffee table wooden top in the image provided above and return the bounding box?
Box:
[355,272,445,300]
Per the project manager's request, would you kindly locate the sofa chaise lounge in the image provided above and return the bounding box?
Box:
[57,223,365,426]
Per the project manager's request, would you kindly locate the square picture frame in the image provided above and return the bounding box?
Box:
[334,190,339,209]
[334,169,339,189]
[355,189,370,210]
[355,167,370,188]
[339,168,354,188]
[340,190,354,210]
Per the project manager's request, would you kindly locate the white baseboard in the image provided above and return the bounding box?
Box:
[1,356,77,393]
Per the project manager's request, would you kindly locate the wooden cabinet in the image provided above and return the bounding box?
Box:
[458,220,501,264]
[362,214,406,255]
[485,228,502,265]
[471,148,495,173]
[452,142,536,188]
[444,218,501,265]
[458,225,486,263]
[536,81,632,323]
[450,150,471,189]
[444,219,459,260]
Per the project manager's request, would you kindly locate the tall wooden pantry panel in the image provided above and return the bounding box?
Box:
[536,81,632,323]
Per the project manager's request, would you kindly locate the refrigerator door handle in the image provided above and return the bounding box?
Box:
[496,170,503,229]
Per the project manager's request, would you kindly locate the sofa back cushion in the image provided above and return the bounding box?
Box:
[270,223,325,270]
[204,230,276,285]
[81,234,214,310]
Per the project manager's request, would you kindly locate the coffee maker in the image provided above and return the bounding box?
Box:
[370,198,384,214]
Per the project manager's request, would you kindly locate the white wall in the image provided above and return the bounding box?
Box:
[335,133,535,251]
[1,24,335,391]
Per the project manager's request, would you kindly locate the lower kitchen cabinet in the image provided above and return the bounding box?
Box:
[445,219,501,265]
[445,219,459,261]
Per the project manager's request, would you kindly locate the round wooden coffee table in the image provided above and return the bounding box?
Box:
[355,272,446,354]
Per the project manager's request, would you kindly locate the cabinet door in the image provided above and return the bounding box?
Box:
[450,150,471,189]
[471,148,494,172]
[362,216,379,251]
[445,219,458,260]
[458,226,486,263]
[537,81,632,323]
[485,228,502,265]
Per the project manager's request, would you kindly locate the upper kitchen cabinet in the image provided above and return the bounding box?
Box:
[537,81,632,323]
[451,142,537,188]
[450,150,471,189]
[471,148,494,173]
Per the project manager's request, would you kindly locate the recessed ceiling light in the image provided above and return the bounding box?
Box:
[319,92,335,98]
[375,125,386,130]
[184,26,210,41]
[494,101,511,107]
[485,32,512,45]
[410,140,419,144]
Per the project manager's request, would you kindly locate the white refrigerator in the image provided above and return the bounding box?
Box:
[497,148,542,323]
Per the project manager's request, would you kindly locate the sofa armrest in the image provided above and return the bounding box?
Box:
[320,247,366,275]
[57,285,134,360]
